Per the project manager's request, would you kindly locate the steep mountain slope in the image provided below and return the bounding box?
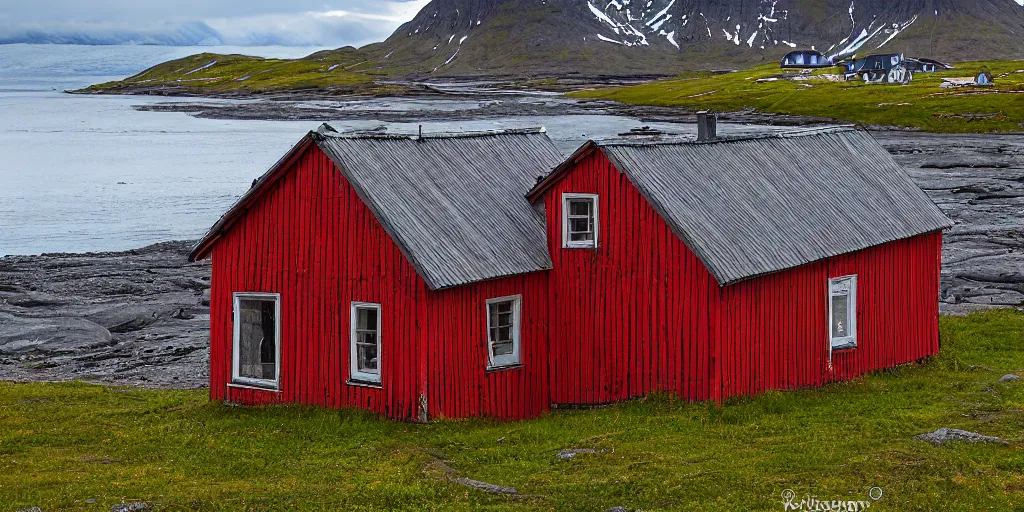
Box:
[367,0,1024,76]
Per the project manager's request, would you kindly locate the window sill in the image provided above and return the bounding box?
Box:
[563,244,597,250]
[831,343,858,353]
[346,379,383,389]
[486,363,524,373]
[228,381,281,392]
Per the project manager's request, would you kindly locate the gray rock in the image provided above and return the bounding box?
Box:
[875,132,1024,314]
[0,313,111,354]
[110,502,148,512]
[453,477,518,495]
[606,507,629,512]
[914,428,1008,446]
[1001,374,1020,383]
[557,448,598,460]
[0,241,209,389]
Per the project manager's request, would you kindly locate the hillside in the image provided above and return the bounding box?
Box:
[368,0,1024,76]
[81,0,1024,96]
[571,60,1024,133]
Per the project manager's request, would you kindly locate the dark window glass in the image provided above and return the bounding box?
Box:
[487,299,517,361]
[355,307,379,374]
[831,293,849,338]
[566,198,595,244]
[237,298,277,381]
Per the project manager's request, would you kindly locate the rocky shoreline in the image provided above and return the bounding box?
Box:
[0,242,210,389]
[1,131,1021,389]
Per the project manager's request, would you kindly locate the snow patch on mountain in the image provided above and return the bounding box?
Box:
[583,0,967,59]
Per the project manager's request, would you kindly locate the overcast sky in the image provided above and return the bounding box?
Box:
[0,0,432,46]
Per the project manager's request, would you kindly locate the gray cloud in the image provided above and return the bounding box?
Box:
[0,0,430,46]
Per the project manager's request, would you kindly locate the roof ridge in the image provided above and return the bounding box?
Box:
[316,123,547,141]
[595,125,858,148]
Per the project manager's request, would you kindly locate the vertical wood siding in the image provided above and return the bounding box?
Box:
[426,273,550,420]
[209,146,428,420]
[543,151,717,405]
[714,230,943,399]
[541,150,943,406]
[209,143,943,421]
[208,145,552,420]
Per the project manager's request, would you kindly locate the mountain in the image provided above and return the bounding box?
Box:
[364,0,1024,76]
[0,21,223,46]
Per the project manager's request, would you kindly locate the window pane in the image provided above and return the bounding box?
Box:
[497,326,512,342]
[569,200,591,216]
[238,298,276,380]
[831,293,850,338]
[569,217,590,233]
[492,341,513,356]
[357,307,377,330]
[358,331,376,345]
[570,230,594,242]
[357,343,378,372]
[497,312,513,327]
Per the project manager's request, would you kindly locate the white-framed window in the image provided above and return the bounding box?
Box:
[562,193,599,249]
[828,275,857,351]
[486,295,522,369]
[350,302,382,384]
[232,292,281,389]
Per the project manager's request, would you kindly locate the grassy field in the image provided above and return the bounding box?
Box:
[81,51,398,95]
[3,310,1024,511]
[571,61,1024,134]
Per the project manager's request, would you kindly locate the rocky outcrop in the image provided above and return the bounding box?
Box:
[914,428,1008,446]
[875,133,1024,314]
[0,241,209,388]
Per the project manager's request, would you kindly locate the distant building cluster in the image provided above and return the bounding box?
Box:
[777,50,989,86]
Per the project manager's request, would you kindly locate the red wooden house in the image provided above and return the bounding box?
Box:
[190,122,951,421]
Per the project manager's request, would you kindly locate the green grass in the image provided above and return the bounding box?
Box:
[3,311,1024,510]
[570,61,1024,133]
[81,51,396,95]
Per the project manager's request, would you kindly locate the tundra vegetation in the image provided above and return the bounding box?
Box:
[2,310,1023,510]
[81,51,400,95]
[571,61,1024,134]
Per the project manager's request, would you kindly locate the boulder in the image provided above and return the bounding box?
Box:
[0,313,111,355]
[914,428,1008,446]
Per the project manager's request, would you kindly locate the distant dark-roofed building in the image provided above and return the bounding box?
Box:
[780,49,831,69]
[192,121,950,421]
[840,54,951,83]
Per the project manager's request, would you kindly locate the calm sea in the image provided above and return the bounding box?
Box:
[0,43,767,256]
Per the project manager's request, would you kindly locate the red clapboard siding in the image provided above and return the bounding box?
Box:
[208,144,552,421]
[209,140,943,421]
[209,145,428,420]
[541,150,717,405]
[539,150,943,406]
[425,273,550,420]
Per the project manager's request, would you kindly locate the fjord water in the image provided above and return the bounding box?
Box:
[0,44,705,256]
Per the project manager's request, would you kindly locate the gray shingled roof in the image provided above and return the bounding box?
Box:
[315,127,562,290]
[597,128,952,285]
